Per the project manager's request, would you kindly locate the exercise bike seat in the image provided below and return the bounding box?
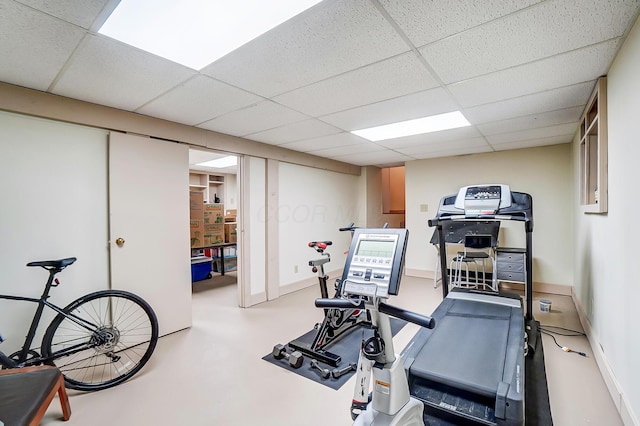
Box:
[26,257,77,268]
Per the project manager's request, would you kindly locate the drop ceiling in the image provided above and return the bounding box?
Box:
[1,0,639,168]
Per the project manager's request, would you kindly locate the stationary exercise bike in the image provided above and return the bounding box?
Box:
[316,228,435,425]
[287,236,371,367]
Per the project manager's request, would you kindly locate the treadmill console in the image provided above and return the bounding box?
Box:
[454,184,512,215]
[341,228,409,299]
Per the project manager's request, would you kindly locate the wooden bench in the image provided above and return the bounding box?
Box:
[0,366,71,426]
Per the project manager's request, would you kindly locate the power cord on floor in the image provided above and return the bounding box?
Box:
[540,325,587,357]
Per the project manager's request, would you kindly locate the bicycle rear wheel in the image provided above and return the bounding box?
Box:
[41,289,159,391]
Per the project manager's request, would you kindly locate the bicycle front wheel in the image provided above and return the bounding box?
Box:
[41,290,159,391]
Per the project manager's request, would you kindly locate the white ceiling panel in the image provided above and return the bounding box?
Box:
[201,0,409,97]
[0,0,86,91]
[420,0,638,84]
[277,132,367,152]
[330,149,415,166]
[246,119,342,145]
[380,0,543,48]
[15,0,111,29]
[308,141,387,157]
[396,137,491,156]
[477,106,583,136]
[320,87,459,131]
[197,100,308,137]
[274,52,438,117]
[136,75,263,126]
[486,122,578,145]
[448,40,618,108]
[464,82,594,124]
[492,134,574,151]
[52,34,197,111]
[375,126,483,149]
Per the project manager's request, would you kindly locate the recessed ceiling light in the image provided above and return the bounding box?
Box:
[99,0,322,70]
[351,111,471,142]
[197,156,237,168]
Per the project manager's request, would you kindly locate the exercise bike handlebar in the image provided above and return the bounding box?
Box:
[378,302,435,329]
[314,299,435,330]
[315,298,365,310]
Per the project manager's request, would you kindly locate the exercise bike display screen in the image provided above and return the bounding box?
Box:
[341,228,409,298]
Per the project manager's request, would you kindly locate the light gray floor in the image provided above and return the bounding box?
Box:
[41,275,622,425]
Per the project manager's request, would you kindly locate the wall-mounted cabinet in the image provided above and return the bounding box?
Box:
[579,77,608,213]
[189,172,224,204]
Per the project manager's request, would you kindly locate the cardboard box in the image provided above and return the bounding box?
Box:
[190,219,205,248]
[203,232,224,246]
[190,192,204,220]
[204,203,224,224]
[224,209,237,222]
[224,223,237,243]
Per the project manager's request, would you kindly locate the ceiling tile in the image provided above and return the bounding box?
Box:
[477,106,583,136]
[201,0,409,97]
[307,142,387,157]
[330,149,415,166]
[320,87,459,131]
[277,132,367,152]
[246,119,342,145]
[52,34,197,110]
[448,40,618,108]
[486,122,578,145]
[420,0,639,83]
[375,126,483,149]
[0,0,86,91]
[274,52,438,116]
[15,0,111,29]
[492,134,573,150]
[380,0,543,47]
[197,100,308,137]
[136,75,263,126]
[464,82,594,124]
[396,136,491,155]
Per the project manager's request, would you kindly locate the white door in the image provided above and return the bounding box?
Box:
[109,132,192,335]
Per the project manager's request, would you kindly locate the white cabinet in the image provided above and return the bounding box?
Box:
[189,172,224,203]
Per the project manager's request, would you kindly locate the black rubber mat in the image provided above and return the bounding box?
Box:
[525,320,554,426]
[263,318,406,390]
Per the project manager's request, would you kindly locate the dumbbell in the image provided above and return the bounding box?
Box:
[310,359,331,379]
[332,362,357,379]
[272,344,304,368]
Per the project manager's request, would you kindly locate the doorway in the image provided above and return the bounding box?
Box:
[188,148,240,299]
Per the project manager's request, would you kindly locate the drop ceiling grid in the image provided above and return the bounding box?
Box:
[136,75,263,126]
[448,40,620,109]
[246,119,343,145]
[378,0,544,49]
[52,34,197,111]
[491,134,574,151]
[397,137,493,156]
[0,1,87,91]
[418,0,638,85]
[307,141,388,157]
[277,132,368,152]
[14,0,111,29]
[476,106,583,136]
[273,51,440,117]
[374,126,484,150]
[200,0,410,98]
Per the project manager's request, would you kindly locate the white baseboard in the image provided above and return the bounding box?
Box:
[572,288,639,426]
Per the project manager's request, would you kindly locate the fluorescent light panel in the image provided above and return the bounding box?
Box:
[197,156,237,168]
[99,0,322,70]
[352,111,471,142]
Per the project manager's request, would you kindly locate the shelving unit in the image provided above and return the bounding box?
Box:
[189,172,224,203]
[578,77,608,213]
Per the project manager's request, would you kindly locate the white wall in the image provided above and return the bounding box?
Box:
[244,156,267,301]
[573,15,640,424]
[0,111,109,353]
[405,144,574,288]
[277,162,360,291]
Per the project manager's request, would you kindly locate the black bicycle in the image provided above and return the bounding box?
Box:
[0,257,159,391]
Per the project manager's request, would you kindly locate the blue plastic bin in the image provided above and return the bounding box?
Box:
[191,256,212,282]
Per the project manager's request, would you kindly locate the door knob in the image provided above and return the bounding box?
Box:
[115,237,125,247]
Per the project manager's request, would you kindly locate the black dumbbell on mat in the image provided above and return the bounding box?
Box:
[272,344,304,368]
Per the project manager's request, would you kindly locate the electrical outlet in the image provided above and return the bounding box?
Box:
[294,265,298,273]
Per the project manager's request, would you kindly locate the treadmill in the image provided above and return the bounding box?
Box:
[402,184,550,425]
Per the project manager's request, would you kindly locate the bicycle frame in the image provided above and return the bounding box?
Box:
[0,268,102,367]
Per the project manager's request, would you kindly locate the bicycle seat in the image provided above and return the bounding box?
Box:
[26,258,77,268]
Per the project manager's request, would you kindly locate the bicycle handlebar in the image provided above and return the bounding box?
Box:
[378,302,435,329]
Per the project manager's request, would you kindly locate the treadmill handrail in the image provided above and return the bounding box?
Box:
[379,302,435,329]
